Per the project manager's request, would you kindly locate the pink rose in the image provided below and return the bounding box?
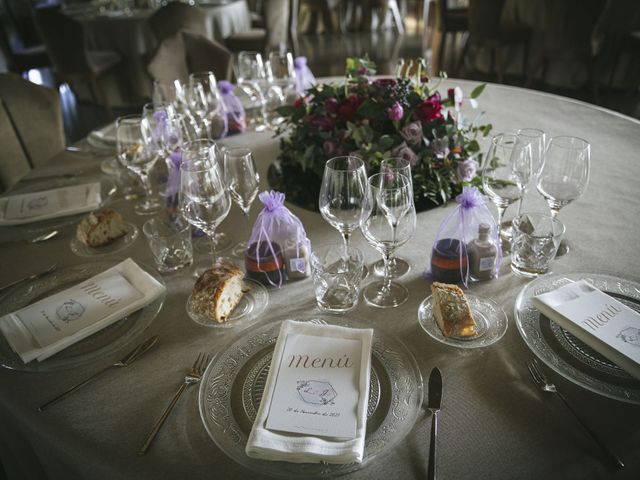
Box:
[391,142,418,166]
[387,101,403,121]
[400,121,423,145]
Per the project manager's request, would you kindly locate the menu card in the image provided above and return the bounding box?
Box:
[1,183,102,225]
[245,320,373,464]
[532,280,640,380]
[265,333,362,439]
[0,258,166,363]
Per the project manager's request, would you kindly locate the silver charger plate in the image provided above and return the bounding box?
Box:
[186,278,268,328]
[418,294,508,348]
[70,221,139,257]
[514,272,640,404]
[0,261,165,372]
[198,318,423,478]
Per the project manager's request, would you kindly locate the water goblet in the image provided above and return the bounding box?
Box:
[372,157,413,278]
[361,172,416,308]
[116,115,162,215]
[482,133,531,252]
[179,144,231,267]
[224,147,260,257]
[536,135,590,256]
[319,156,368,262]
[266,51,296,123]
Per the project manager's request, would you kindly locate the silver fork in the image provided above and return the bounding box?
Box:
[527,359,624,470]
[138,352,211,455]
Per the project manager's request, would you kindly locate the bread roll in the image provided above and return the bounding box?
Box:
[76,209,128,247]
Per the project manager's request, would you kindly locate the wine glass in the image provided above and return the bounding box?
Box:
[319,156,368,261]
[116,114,162,215]
[189,71,227,139]
[360,172,416,308]
[179,143,231,267]
[266,51,296,122]
[236,51,268,131]
[536,135,590,256]
[224,147,260,257]
[372,157,412,278]
[516,128,546,215]
[482,133,531,252]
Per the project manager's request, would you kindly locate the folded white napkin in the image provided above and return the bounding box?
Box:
[0,182,102,226]
[532,280,640,380]
[0,258,166,363]
[245,320,373,464]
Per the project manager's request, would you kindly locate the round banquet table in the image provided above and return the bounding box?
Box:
[1,79,640,480]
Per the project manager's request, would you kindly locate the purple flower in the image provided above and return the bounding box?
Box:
[372,78,397,90]
[356,66,367,75]
[430,138,450,159]
[400,121,423,145]
[391,142,418,166]
[309,114,332,131]
[325,97,339,114]
[455,158,478,183]
[387,101,404,121]
[323,139,337,156]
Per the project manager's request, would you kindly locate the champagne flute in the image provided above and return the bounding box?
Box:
[482,133,531,252]
[516,128,546,215]
[537,135,590,256]
[361,172,416,308]
[116,114,162,215]
[319,156,368,262]
[372,157,413,278]
[179,143,231,267]
[224,147,260,257]
[236,51,268,132]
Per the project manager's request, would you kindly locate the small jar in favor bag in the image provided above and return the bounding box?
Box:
[430,238,468,284]
[283,238,311,280]
[245,240,286,287]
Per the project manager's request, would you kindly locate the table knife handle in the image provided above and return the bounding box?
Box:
[428,410,438,480]
[38,365,112,412]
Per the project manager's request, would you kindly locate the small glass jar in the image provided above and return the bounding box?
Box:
[467,223,497,281]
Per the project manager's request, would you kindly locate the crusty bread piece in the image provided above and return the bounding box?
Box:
[431,282,476,338]
[191,263,245,323]
[76,209,128,247]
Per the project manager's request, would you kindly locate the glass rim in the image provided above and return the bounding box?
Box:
[516,128,545,139]
[115,114,141,127]
[368,172,412,189]
[224,147,252,158]
[325,155,365,171]
[491,132,526,147]
[142,217,191,237]
[548,135,590,150]
[513,212,566,238]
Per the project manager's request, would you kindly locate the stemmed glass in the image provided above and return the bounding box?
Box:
[224,147,260,257]
[266,51,296,123]
[516,128,546,215]
[179,142,231,267]
[236,51,268,131]
[319,156,368,262]
[372,157,412,278]
[116,114,162,215]
[536,136,590,256]
[361,172,416,308]
[482,133,531,252]
[189,71,227,139]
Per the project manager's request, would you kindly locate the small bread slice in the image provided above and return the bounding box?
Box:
[431,282,476,338]
[191,263,245,323]
[76,209,128,247]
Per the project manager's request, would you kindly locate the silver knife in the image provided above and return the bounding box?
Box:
[38,335,159,411]
[427,367,443,480]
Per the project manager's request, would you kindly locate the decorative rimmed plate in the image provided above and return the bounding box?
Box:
[198,318,423,478]
[186,278,268,328]
[418,294,508,348]
[70,221,139,257]
[0,176,117,229]
[515,272,640,404]
[0,261,165,372]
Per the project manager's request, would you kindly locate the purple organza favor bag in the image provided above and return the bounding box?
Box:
[427,187,502,286]
[294,56,316,95]
[164,149,183,215]
[218,80,246,134]
[245,191,311,288]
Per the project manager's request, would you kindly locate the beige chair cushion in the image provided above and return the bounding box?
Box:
[147,32,190,86]
[183,32,234,82]
[0,73,64,170]
[224,28,266,52]
[148,2,208,44]
[0,100,31,193]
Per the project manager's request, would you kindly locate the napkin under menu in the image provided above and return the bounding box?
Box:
[0,182,102,226]
[532,280,640,380]
[245,320,373,464]
[0,258,166,363]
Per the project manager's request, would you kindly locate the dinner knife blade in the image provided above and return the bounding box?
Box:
[118,335,159,366]
[428,366,442,411]
[427,367,442,480]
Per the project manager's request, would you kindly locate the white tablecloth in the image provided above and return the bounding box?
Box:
[1,79,639,479]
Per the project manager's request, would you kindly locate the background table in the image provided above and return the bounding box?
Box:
[1,79,639,479]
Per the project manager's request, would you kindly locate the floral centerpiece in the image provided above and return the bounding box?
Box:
[269,57,492,212]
